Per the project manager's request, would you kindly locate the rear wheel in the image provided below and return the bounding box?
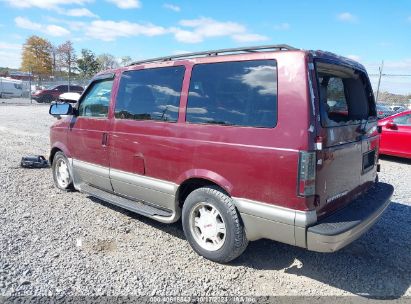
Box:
[52,152,73,191]
[182,186,248,263]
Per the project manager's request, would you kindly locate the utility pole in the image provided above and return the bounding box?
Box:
[375,60,384,103]
[29,66,32,104]
[68,59,71,92]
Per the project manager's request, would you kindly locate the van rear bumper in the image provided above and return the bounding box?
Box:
[306,182,394,252]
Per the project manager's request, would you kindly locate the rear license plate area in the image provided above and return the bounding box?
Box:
[362,149,376,173]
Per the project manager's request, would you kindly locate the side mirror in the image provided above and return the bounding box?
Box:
[49,103,73,118]
[385,120,398,130]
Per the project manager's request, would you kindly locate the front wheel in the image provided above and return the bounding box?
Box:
[182,186,248,263]
[52,152,73,191]
[42,95,53,103]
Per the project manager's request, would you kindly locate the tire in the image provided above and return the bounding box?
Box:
[52,152,74,191]
[42,95,53,103]
[182,186,248,263]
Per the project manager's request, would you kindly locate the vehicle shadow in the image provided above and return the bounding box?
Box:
[379,155,411,165]
[233,201,411,299]
[88,196,410,298]
[87,196,185,240]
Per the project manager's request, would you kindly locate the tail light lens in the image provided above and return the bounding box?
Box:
[298,151,316,196]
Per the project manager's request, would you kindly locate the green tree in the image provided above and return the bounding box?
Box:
[21,35,52,83]
[77,49,100,78]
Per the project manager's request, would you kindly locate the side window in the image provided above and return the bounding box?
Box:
[78,79,113,118]
[57,85,67,92]
[393,114,411,125]
[186,60,278,128]
[115,66,185,122]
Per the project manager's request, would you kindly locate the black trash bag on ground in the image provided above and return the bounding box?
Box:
[20,155,49,168]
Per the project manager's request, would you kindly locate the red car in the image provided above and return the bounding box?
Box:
[48,45,393,263]
[378,110,411,158]
[32,84,83,103]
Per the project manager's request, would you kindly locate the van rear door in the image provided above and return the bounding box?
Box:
[313,61,378,218]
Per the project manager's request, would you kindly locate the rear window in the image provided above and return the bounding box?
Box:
[316,62,376,127]
[186,60,277,128]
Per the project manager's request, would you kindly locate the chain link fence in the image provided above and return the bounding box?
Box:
[37,72,411,110]
[6,70,411,111]
[26,75,91,94]
[7,76,91,98]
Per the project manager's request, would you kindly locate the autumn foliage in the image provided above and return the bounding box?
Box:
[21,35,52,78]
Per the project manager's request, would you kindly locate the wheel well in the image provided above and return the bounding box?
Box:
[49,147,61,164]
[177,178,229,208]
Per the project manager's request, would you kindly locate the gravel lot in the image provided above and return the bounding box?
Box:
[1,99,410,299]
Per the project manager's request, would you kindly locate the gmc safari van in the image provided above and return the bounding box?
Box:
[49,45,393,263]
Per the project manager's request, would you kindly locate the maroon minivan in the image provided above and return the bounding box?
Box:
[49,45,393,263]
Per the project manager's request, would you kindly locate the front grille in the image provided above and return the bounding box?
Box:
[362,149,376,173]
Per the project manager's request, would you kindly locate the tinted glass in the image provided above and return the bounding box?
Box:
[115,66,185,122]
[73,86,83,91]
[186,60,277,128]
[78,79,113,118]
[393,114,411,125]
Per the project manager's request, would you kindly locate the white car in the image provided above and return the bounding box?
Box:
[58,92,81,103]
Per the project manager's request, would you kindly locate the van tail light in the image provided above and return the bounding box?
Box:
[315,136,323,151]
[298,151,316,196]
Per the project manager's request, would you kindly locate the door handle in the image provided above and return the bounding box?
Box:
[102,133,108,146]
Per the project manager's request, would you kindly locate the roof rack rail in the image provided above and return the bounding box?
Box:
[128,44,298,66]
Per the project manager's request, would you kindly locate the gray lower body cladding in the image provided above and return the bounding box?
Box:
[68,158,393,251]
[306,182,393,252]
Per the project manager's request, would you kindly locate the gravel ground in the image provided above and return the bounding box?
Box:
[0,100,410,299]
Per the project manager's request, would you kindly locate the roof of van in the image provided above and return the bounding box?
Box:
[124,44,366,72]
[128,44,297,66]
[0,77,23,83]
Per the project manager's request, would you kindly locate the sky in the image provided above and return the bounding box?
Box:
[0,0,410,94]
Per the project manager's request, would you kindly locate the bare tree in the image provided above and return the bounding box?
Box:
[57,40,77,91]
[50,45,58,79]
[97,53,119,71]
[120,56,133,66]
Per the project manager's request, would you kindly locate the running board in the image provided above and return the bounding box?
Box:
[80,184,173,218]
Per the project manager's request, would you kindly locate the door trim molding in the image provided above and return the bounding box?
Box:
[110,168,177,195]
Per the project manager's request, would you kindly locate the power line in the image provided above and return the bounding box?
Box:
[369,74,411,77]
